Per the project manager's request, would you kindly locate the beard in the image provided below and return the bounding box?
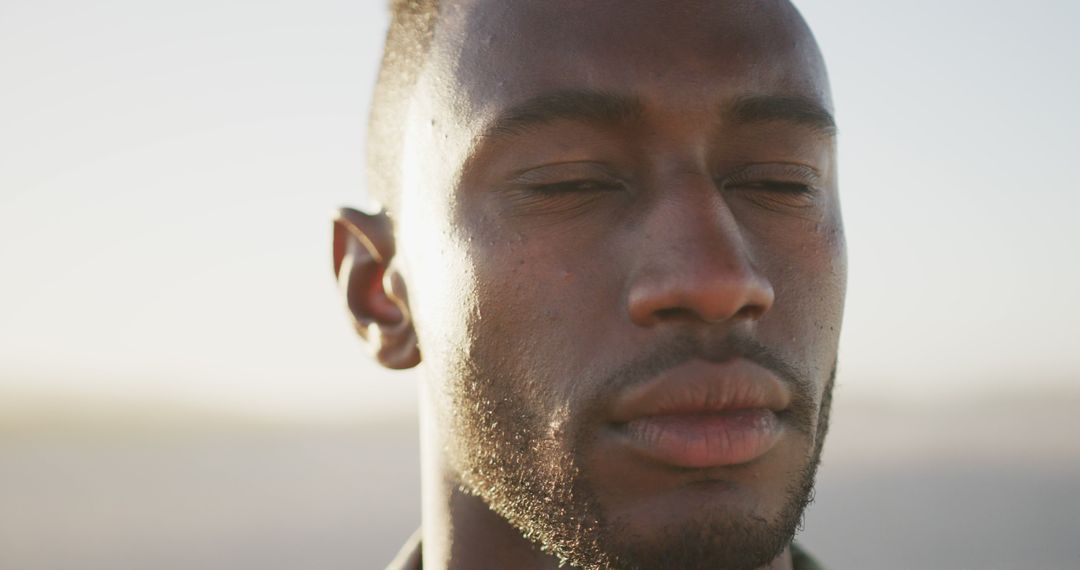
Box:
[445,332,835,570]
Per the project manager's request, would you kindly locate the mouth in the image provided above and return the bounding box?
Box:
[607,359,791,469]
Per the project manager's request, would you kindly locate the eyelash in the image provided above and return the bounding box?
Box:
[721,165,821,196]
[531,179,816,197]
[726,180,815,194]
[520,163,820,203]
[530,179,624,194]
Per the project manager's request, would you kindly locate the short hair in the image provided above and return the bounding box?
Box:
[367,0,442,210]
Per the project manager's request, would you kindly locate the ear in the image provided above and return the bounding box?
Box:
[332,207,420,369]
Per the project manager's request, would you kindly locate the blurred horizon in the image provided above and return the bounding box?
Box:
[5,367,1080,431]
[3,386,1078,569]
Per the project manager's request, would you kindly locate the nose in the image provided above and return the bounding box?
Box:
[625,189,775,327]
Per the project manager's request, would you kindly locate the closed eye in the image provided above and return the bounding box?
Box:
[530,179,625,194]
[719,163,823,214]
[730,180,813,194]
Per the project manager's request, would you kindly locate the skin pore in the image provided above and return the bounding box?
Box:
[334,1,846,569]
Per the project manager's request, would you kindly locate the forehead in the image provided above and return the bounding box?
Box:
[436,0,831,123]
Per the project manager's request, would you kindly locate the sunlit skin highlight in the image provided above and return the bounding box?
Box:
[334,1,846,569]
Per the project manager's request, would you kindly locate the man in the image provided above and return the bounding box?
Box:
[333,0,844,568]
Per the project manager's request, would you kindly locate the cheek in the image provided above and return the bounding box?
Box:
[466,231,619,411]
[761,218,846,376]
[472,245,570,367]
[467,205,615,346]
[398,206,481,379]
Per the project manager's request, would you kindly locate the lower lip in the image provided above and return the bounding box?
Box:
[616,409,783,469]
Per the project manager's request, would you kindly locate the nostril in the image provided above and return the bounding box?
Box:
[734,304,765,321]
[654,307,694,321]
[650,302,765,324]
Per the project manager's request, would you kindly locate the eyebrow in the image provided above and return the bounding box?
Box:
[479,90,644,141]
[476,89,836,142]
[728,94,837,135]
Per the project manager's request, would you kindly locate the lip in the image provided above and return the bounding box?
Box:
[608,359,791,468]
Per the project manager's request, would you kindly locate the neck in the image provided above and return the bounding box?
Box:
[419,384,562,570]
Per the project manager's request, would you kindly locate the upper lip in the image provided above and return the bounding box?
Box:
[607,358,792,424]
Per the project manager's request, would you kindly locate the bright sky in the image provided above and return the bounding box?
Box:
[2,0,1078,421]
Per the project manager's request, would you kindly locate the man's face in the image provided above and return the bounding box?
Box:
[395,1,845,568]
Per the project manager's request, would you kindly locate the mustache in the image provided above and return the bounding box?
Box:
[590,333,817,432]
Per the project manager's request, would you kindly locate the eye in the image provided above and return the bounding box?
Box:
[720,163,822,212]
[500,169,626,220]
[530,179,624,194]
[729,180,813,195]
[506,178,623,219]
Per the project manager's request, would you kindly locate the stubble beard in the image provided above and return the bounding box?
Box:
[447,343,836,570]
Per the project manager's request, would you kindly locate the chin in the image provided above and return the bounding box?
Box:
[568,448,819,570]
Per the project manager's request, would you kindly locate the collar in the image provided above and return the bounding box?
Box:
[385,531,826,570]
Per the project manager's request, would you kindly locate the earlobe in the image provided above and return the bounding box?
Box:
[333,207,421,369]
